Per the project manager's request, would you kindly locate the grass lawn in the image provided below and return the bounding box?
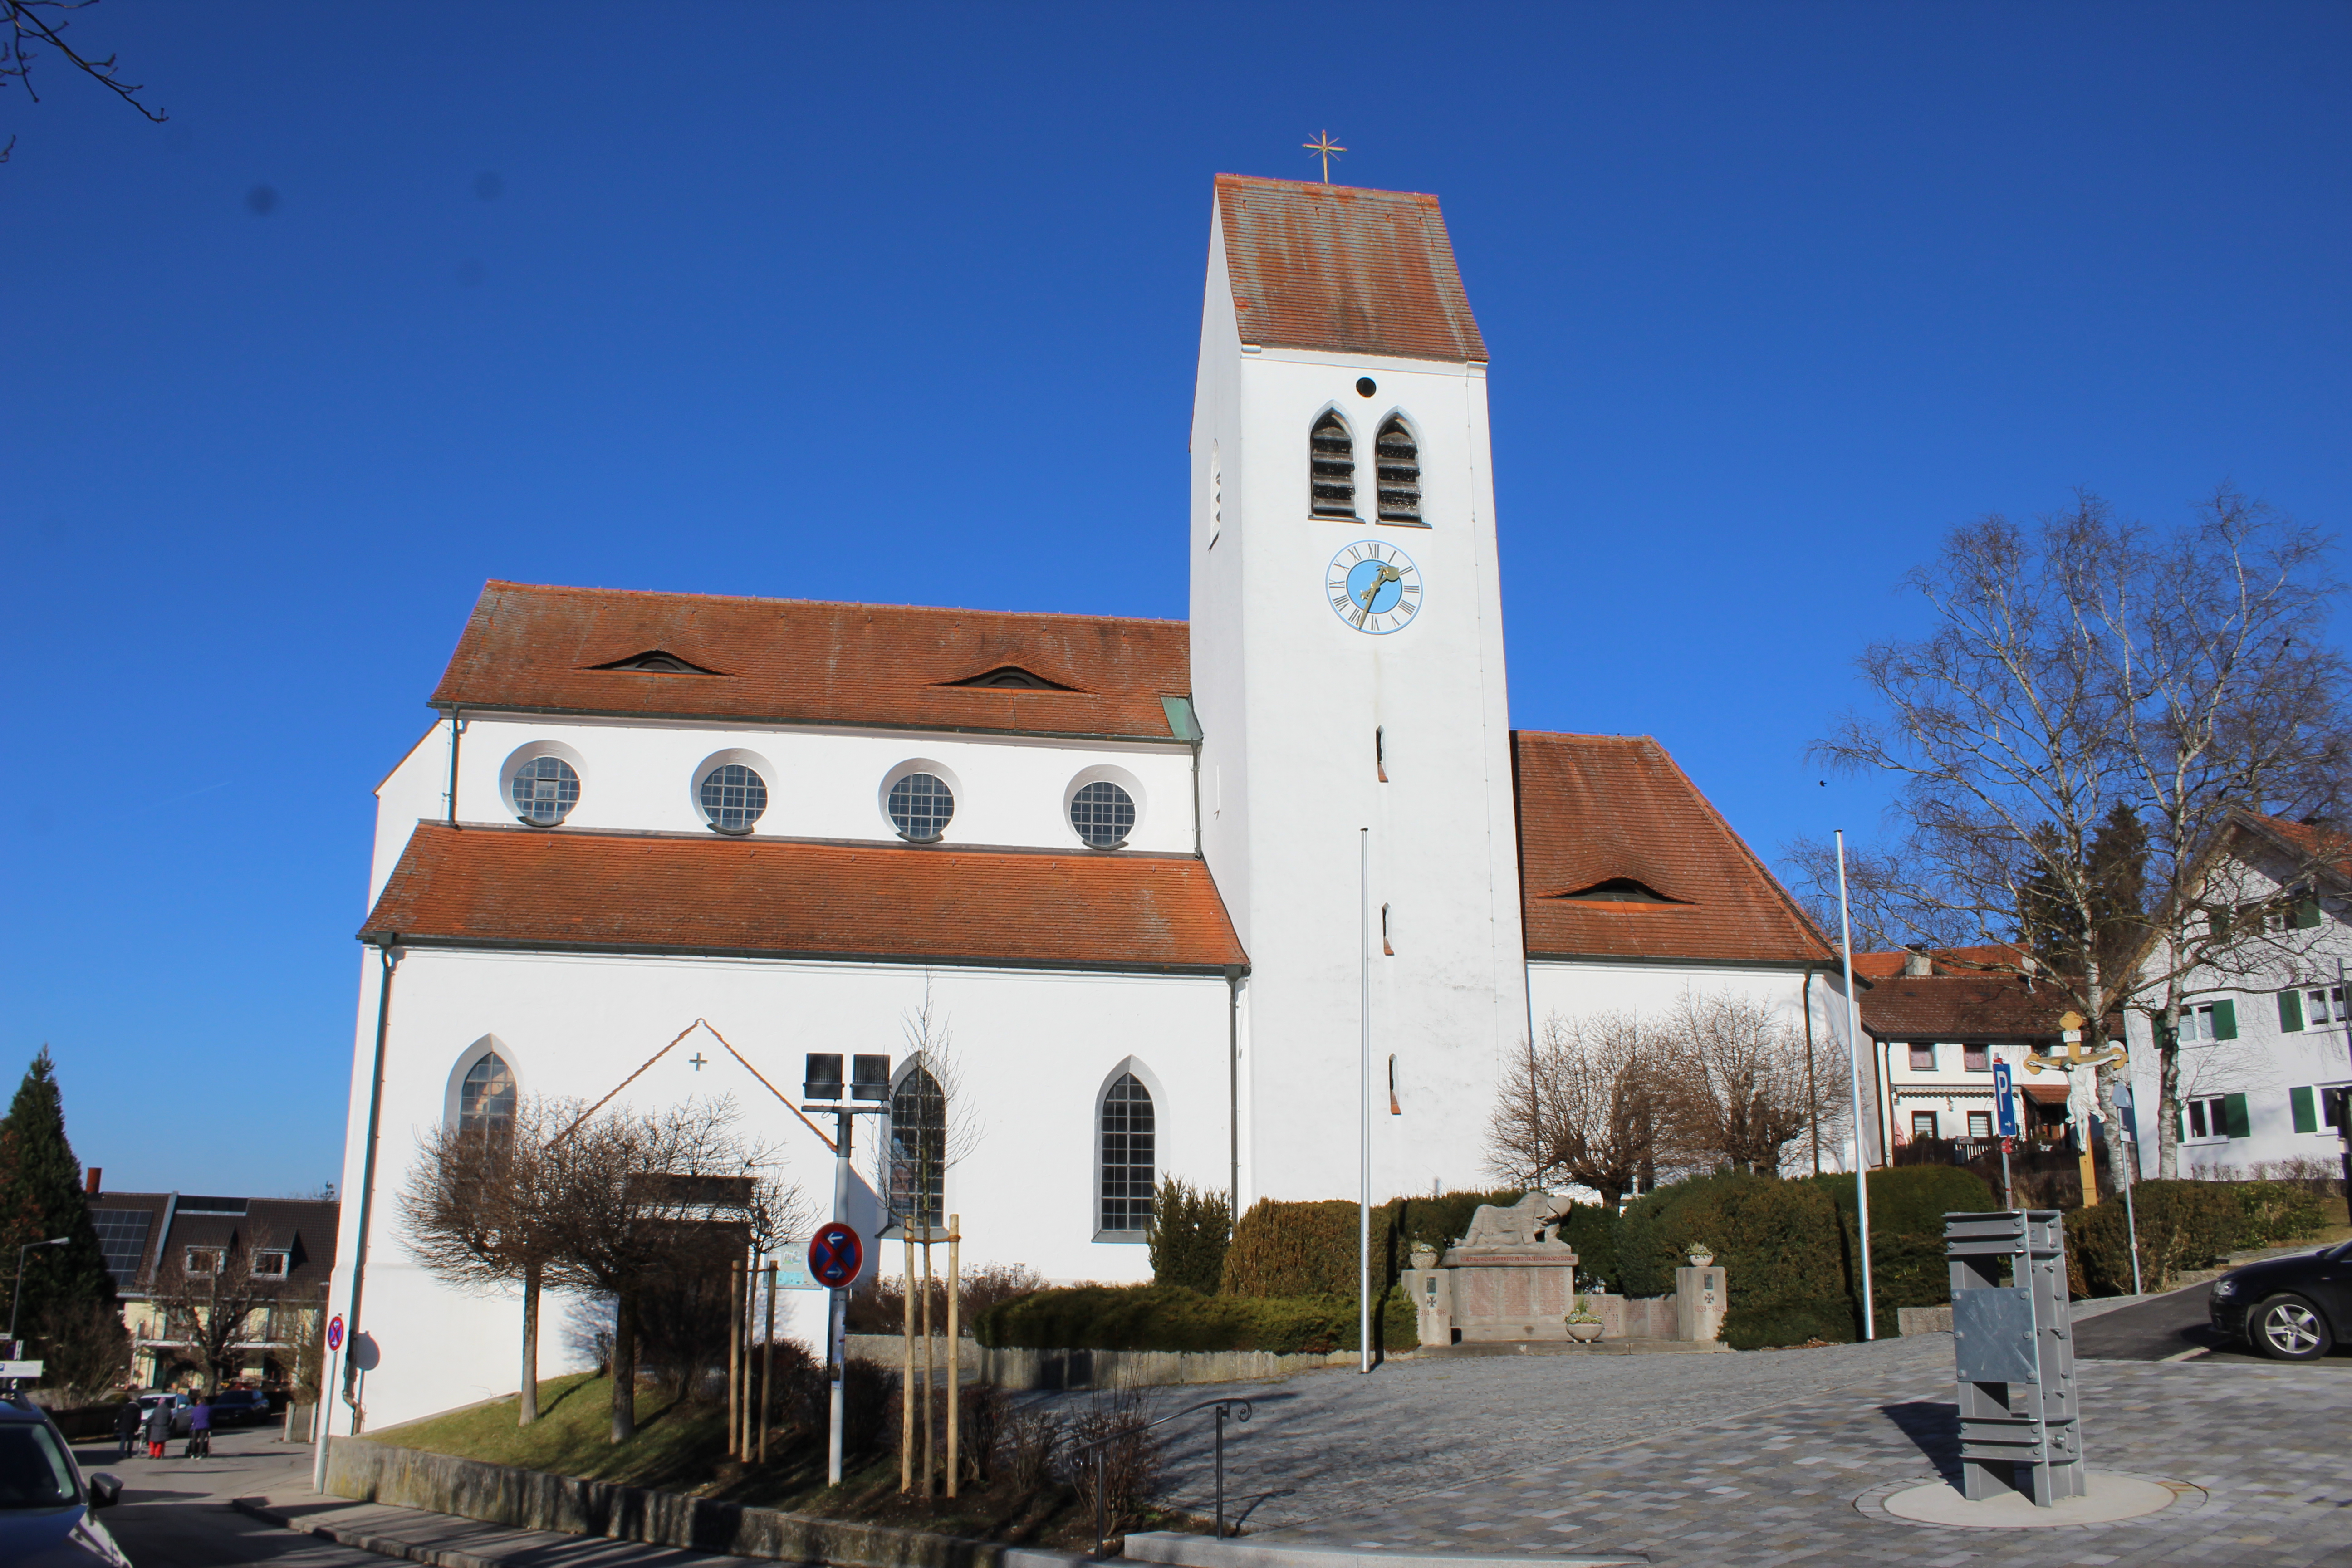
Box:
[369,1370,1200,1550]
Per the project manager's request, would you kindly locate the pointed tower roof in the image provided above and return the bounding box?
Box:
[1214,174,1487,364]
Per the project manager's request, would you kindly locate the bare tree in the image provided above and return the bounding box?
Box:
[1484,1011,1675,1210]
[545,1095,768,1444]
[3,0,167,163]
[146,1229,285,1393]
[1658,990,1851,1176]
[399,1095,578,1425]
[1796,489,2351,1181]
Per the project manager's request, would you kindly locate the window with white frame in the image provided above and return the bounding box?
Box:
[2306,987,2346,1026]
[2176,1003,2234,1043]
[184,1247,223,1277]
[1963,1044,1990,1072]
[253,1250,289,1279]
[459,1051,516,1132]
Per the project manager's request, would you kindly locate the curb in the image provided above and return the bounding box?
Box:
[232,1496,503,1568]
[1124,1533,1647,1568]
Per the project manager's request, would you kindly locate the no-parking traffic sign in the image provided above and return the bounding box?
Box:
[808,1223,864,1289]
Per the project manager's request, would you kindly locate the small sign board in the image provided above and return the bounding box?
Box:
[1993,1059,2018,1137]
[0,1361,45,1379]
[773,1259,822,1291]
[808,1222,864,1289]
[326,1314,345,1352]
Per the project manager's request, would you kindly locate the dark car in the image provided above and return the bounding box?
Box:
[202,1392,271,1428]
[0,1394,127,1566]
[2210,1239,2352,1359]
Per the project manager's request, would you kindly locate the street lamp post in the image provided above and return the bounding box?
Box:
[9,1237,71,1344]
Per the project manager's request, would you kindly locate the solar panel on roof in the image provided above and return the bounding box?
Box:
[88,1209,153,1287]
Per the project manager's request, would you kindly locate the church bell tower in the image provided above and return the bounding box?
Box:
[1188,175,1528,1205]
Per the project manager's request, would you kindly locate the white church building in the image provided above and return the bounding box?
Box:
[323,174,1863,1434]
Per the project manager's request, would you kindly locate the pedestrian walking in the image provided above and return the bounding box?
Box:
[186,1392,212,1459]
[113,1395,141,1461]
[142,1396,172,1459]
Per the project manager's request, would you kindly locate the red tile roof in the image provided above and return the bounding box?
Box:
[1215,176,1487,364]
[1852,944,2030,980]
[1512,732,1838,966]
[2237,811,2352,881]
[428,582,1193,741]
[362,824,1246,974]
[1857,973,2080,1042]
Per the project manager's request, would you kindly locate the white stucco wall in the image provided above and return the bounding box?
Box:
[320,946,1232,1434]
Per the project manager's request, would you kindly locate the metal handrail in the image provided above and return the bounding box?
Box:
[1068,1395,1254,1555]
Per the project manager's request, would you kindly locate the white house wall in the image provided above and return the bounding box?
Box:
[322,946,1231,1434]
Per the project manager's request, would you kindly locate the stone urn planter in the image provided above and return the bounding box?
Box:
[1686,1247,1715,1268]
[1563,1317,1604,1343]
[1409,1243,1440,1271]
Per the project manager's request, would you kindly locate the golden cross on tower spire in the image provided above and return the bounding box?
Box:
[1303,130,1346,186]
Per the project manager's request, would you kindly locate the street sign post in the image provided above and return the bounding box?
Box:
[326,1314,345,1353]
[1992,1059,2016,1205]
[809,1224,864,1289]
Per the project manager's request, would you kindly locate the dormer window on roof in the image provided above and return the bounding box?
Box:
[1552,877,1688,904]
[943,666,1079,691]
[589,649,723,675]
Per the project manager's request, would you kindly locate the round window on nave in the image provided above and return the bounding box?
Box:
[698,763,769,833]
[1069,780,1135,848]
[509,755,581,826]
[887,771,955,842]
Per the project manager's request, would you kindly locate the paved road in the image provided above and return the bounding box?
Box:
[2077,1272,2352,1367]
[66,1424,387,1567]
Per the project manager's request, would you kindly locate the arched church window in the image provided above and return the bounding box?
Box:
[1070,781,1135,848]
[888,1064,946,1231]
[1375,417,1421,524]
[459,1051,516,1132]
[1309,411,1357,518]
[510,756,581,826]
[887,772,955,842]
[698,763,768,833]
[1098,1072,1155,1235]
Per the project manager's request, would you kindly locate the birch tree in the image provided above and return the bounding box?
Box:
[1795,488,2350,1181]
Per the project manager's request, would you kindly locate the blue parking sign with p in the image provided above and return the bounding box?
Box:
[1993,1058,2017,1137]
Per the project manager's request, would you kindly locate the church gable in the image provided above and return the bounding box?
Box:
[1514,731,1835,965]
[430,581,1191,740]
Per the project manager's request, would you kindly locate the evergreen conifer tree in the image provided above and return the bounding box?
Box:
[0,1049,120,1352]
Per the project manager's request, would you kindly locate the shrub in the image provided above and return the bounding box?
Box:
[844,1260,1045,1334]
[1722,1299,1858,1351]
[973,1284,1417,1354]
[995,1403,1063,1490]
[1812,1166,1997,1320]
[1218,1189,1537,1298]
[2230,1180,2328,1247]
[1148,1178,1232,1293]
[1068,1388,1164,1536]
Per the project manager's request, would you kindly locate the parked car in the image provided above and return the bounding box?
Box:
[0,1393,127,1566]
[133,1393,189,1439]
[2210,1239,2352,1359]
[202,1391,272,1428]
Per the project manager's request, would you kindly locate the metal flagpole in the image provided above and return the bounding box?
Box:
[1359,827,1372,1375]
[2116,1083,2144,1297]
[1836,831,1875,1341]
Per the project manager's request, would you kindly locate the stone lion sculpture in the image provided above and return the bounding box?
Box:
[1459,1191,1575,1248]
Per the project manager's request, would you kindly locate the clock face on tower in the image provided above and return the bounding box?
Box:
[1325,540,1423,634]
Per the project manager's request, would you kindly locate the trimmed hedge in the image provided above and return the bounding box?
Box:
[1616,1172,1856,1348]
[1147,1178,1231,1294]
[1812,1166,1999,1324]
[1217,1190,1528,1298]
[2067,1179,2330,1297]
[972,1284,1418,1354]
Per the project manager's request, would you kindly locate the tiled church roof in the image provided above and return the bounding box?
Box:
[1215,176,1487,364]
[429,582,1193,741]
[1513,731,1838,966]
[362,823,1247,975]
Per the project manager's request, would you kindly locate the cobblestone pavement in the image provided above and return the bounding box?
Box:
[1041,1333,2352,1565]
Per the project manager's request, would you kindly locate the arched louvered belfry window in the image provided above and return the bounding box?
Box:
[1097,1071,1156,1235]
[888,1063,946,1231]
[1309,411,1357,518]
[1376,417,1421,524]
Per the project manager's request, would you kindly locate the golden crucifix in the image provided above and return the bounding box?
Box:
[1303,130,1346,185]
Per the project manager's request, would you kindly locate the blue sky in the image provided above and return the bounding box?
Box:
[5,3,2346,1195]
